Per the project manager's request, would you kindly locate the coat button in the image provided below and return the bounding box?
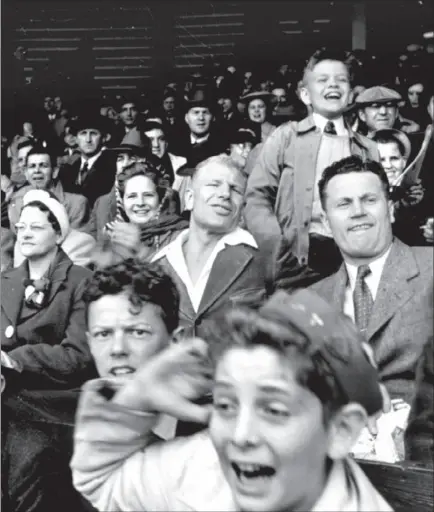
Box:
[5,325,14,339]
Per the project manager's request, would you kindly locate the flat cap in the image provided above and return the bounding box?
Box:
[259,289,384,416]
[356,86,402,106]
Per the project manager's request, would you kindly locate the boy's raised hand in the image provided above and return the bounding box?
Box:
[113,337,213,425]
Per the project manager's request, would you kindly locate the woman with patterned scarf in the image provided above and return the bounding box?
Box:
[92,160,188,268]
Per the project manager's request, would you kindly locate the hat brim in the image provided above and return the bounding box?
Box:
[106,144,147,156]
[240,91,274,103]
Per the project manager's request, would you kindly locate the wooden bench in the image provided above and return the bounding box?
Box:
[359,459,433,512]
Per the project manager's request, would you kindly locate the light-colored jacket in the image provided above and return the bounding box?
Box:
[71,379,393,512]
[244,115,379,265]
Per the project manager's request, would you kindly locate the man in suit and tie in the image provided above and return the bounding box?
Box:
[59,113,116,208]
[169,87,227,164]
[310,155,433,404]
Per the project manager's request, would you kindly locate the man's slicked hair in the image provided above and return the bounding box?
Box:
[318,155,390,210]
[83,259,180,333]
[302,48,357,85]
[191,153,246,182]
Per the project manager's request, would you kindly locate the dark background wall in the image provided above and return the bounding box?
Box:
[2,0,433,94]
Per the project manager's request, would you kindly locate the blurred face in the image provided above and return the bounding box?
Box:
[107,107,119,121]
[408,83,424,108]
[116,151,137,175]
[248,99,267,124]
[43,96,54,113]
[17,145,33,173]
[222,98,233,113]
[25,153,54,189]
[145,128,168,159]
[163,96,175,114]
[185,107,212,136]
[272,88,287,105]
[123,175,160,225]
[230,142,253,168]
[87,292,170,384]
[210,346,329,512]
[54,96,62,112]
[120,102,139,127]
[359,102,398,132]
[323,172,394,265]
[22,122,34,137]
[76,128,104,157]
[377,141,406,184]
[301,60,351,119]
[16,206,61,260]
[186,162,246,234]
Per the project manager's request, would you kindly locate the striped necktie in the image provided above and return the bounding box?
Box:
[353,264,373,335]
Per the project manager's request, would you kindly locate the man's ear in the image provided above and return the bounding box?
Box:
[388,200,395,224]
[104,133,111,144]
[327,403,368,460]
[358,109,366,123]
[320,209,330,232]
[184,185,194,211]
[52,166,60,180]
[348,89,354,105]
[299,86,311,107]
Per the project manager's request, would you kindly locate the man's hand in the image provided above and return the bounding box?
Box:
[113,338,213,424]
[401,180,424,207]
[421,218,433,244]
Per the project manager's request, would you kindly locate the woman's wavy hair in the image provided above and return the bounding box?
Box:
[117,158,180,216]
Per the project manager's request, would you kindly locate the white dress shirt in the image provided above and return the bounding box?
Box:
[312,112,348,136]
[80,151,103,171]
[343,246,392,322]
[152,227,258,312]
[190,133,210,145]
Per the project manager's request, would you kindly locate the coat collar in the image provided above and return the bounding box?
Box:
[296,114,370,151]
[2,248,73,325]
[327,239,421,339]
[366,238,421,339]
[197,245,254,317]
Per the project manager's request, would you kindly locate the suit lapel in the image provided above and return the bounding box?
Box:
[44,249,71,305]
[167,265,196,321]
[367,240,420,340]
[17,250,71,322]
[1,264,27,325]
[331,264,348,311]
[197,247,253,317]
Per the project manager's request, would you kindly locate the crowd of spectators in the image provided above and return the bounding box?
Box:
[1,32,433,512]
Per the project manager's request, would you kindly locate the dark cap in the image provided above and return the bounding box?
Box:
[259,289,383,416]
[73,113,112,135]
[228,125,258,146]
[356,86,402,106]
[184,88,216,113]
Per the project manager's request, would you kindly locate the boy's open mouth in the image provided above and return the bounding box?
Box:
[232,461,276,483]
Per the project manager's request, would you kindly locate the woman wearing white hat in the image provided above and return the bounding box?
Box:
[1,189,95,389]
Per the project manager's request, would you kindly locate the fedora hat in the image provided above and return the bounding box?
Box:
[184,87,216,113]
[240,90,274,104]
[106,129,149,157]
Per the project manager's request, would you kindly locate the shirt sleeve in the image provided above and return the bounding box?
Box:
[71,380,200,511]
